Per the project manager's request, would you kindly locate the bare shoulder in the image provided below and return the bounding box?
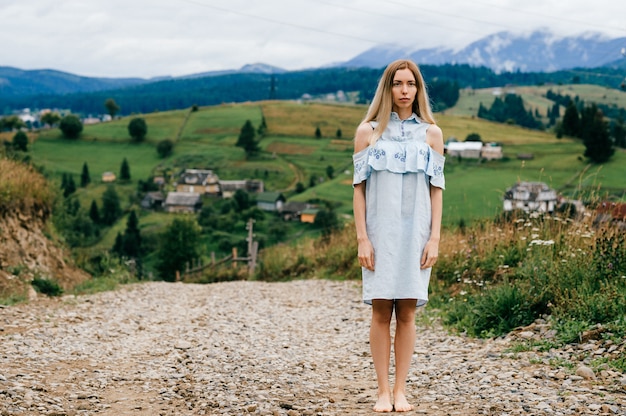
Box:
[354,122,373,153]
[426,124,444,154]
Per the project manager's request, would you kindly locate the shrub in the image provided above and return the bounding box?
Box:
[59,115,83,139]
[31,277,63,297]
[128,117,147,141]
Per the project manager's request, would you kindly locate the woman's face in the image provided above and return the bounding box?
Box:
[391,68,417,114]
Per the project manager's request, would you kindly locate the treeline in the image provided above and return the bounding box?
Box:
[477,94,543,129]
[3,64,624,116]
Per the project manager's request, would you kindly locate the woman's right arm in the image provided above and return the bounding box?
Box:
[353,123,375,271]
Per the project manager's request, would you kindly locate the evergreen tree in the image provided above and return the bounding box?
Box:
[582,105,615,164]
[156,218,201,281]
[561,101,580,137]
[63,174,76,198]
[89,199,100,224]
[80,162,91,187]
[61,173,68,191]
[101,185,122,226]
[12,131,28,152]
[336,128,342,139]
[120,210,142,258]
[612,117,626,148]
[112,232,124,256]
[315,127,322,138]
[236,120,259,157]
[120,158,131,181]
[326,165,334,179]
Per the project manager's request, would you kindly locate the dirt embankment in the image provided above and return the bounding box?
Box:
[0,211,89,299]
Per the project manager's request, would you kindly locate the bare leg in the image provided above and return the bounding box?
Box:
[392,299,417,412]
[370,300,394,412]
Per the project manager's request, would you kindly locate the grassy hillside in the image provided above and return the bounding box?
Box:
[29,99,624,241]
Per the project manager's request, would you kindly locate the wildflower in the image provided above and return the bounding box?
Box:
[529,239,555,246]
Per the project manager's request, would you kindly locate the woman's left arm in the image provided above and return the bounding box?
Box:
[422,124,444,269]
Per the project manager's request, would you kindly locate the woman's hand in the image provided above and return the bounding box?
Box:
[358,238,375,271]
[420,239,439,269]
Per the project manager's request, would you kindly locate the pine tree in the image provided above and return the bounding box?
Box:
[80,162,91,187]
[236,120,259,157]
[61,173,68,191]
[562,101,580,137]
[120,158,131,181]
[582,105,615,164]
[89,200,100,224]
[156,218,201,281]
[121,210,142,258]
[101,185,122,226]
[63,174,76,198]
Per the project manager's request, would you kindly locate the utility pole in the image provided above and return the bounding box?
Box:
[245,218,258,276]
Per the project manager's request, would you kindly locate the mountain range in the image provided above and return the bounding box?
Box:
[1,29,624,101]
[342,29,626,73]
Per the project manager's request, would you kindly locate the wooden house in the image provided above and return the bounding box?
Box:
[164,192,202,213]
[300,208,319,224]
[176,169,220,195]
[256,192,285,212]
[102,171,116,183]
[503,182,557,213]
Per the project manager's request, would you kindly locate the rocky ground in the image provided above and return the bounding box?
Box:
[0,280,624,415]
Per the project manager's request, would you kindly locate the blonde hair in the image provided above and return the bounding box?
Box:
[361,59,436,144]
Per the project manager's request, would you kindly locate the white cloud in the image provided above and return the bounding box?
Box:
[1,0,624,77]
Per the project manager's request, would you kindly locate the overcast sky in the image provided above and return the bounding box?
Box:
[2,0,625,79]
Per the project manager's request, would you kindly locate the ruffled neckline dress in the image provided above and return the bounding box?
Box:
[353,112,445,306]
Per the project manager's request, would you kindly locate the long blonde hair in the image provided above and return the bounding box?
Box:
[361,59,436,144]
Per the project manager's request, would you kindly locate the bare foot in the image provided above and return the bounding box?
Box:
[393,391,414,412]
[373,392,393,413]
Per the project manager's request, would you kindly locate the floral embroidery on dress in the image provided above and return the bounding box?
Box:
[354,160,365,174]
[432,163,444,177]
[394,151,406,162]
[369,148,386,159]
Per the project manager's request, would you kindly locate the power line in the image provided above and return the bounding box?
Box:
[177,0,381,44]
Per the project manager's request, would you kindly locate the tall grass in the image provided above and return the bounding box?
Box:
[256,223,360,282]
[435,210,625,340]
[0,159,55,218]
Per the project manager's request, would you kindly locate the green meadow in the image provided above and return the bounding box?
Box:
[30,90,625,240]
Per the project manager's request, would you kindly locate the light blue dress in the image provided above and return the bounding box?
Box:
[353,112,445,307]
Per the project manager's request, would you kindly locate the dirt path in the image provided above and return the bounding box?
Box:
[1,280,624,415]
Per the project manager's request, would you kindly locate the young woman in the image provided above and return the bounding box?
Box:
[352,59,445,412]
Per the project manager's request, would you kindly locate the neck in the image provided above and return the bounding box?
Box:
[394,109,412,120]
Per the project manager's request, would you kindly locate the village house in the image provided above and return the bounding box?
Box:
[164,192,202,213]
[445,141,483,159]
[219,179,265,198]
[300,208,319,224]
[256,192,285,212]
[503,181,558,213]
[481,142,503,160]
[101,171,116,183]
[445,141,503,160]
[176,169,220,196]
[140,191,165,210]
